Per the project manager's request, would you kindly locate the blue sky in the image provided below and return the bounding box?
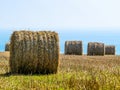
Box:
[0,0,120,54]
[1,0,120,29]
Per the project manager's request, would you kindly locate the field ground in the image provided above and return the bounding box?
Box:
[0,52,120,90]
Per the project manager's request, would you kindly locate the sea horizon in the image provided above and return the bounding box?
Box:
[0,29,120,55]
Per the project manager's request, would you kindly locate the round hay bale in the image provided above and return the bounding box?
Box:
[105,45,115,55]
[64,41,83,55]
[87,42,105,56]
[10,30,59,74]
[5,42,10,51]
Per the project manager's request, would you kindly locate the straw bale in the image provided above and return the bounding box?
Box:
[5,42,10,51]
[105,45,115,55]
[65,41,83,55]
[10,30,59,74]
[87,42,105,56]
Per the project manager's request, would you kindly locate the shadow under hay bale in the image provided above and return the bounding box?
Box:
[65,41,83,55]
[105,45,115,55]
[87,42,105,56]
[10,30,59,74]
[5,42,10,51]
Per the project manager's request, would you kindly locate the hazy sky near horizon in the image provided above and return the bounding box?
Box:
[1,0,120,31]
[1,0,120,54]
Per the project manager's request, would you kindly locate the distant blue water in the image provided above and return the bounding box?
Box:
[59,29,120,55]
[0,29,120,55]
[0,30,13,51]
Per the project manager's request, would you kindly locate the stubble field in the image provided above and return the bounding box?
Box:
[0,52,120,90]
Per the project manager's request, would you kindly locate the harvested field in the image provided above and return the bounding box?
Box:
[0,52,120,89]
[0,52,9,73]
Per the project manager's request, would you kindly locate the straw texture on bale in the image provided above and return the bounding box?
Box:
[87,42,105,56]
[65,41,83,55]
[105,45,115,55]
[10,30,59,74]
[5,42,10,51]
